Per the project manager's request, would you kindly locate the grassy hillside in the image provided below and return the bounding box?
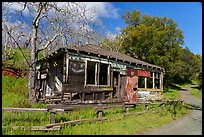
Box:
[2,76,30,108]
[3,48,44,70]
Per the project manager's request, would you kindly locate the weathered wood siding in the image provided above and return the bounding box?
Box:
[63,60,85,93]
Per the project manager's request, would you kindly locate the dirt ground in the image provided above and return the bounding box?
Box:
[2,67,28,78]
[139,85,202,135]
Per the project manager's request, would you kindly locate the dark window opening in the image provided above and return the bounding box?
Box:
[147,77,153,88]
[99,63,108,85]
[155,79,160,89]
[87,61,96,84]
[113,71,119,97]
[138,77,145,88]
[113,71,119,86]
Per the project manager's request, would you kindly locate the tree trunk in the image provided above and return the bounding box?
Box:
[28,25,38,104]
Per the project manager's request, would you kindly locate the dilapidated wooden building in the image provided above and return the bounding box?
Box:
[35,44,164,104]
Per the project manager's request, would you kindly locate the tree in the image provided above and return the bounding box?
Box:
[120,9,185,85]
[2,2,102,104]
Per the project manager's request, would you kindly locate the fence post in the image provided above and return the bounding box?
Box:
[125,106,129,115]
[97,110,103,119]
[50,110,56,124]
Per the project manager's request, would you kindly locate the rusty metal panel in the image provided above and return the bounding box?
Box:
[125,69,139,103]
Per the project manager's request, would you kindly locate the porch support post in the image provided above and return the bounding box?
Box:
[84,60,87,86]
[95,63,99,85]
[160,72,164,90]
[62,51,69,102]
[144,77,147,89]
[107,64,111,86]
[118,73,121,99]
[152,72,155,89]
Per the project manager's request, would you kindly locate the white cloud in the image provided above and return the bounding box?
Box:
[56,2,119,21]
[4,2,30,16]
[4,2,119,22]
[106,31,117,41]
[115,27,121,34]
[85,2,119,19]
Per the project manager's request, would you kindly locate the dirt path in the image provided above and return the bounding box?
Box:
[139,85,202,135]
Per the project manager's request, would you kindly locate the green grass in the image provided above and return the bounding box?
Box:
[2,76,31,108]
[3,47,44,69]
[190,87,202,99]
[163,83,192,100]
[2,103,191,135]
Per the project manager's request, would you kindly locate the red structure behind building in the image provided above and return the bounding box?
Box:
[126,68,150,77]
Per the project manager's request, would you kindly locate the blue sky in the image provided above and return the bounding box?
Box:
[102,2,202,55]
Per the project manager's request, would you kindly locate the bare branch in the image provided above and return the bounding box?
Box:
[3,22,30,66]
[37,34,59,52]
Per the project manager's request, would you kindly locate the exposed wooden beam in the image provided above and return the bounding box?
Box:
[145,77,147,89]
[152,72,155,89]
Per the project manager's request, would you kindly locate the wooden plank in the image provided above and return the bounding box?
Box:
[68,75,84,84]
[63,86,84,93]
[2,126,60,131]
[95,105,125,111]
[2,108,64,112]
[84,60,87,86]
[2,108,48,112]
[63,53,66,83]
[45,117,108,128]
[152,72,155,89]
[66,52,69,83]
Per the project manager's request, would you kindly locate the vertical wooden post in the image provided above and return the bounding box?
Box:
[97,63,100,86]
[102,91,105,100]
[70,92,72,101]
[118,73,121,99]
[144,77,147,89]
[65,53,69,83]
[107,64,111,86]
[160,72,164,90]
[152,72,155,89]
[82,92,85,102]
[109,69,113,101]
[62,52,69,102]
[63,54,66,83]
[95,63,98,86]
[98,110,103,119]
[110,69,113,87]
[84,60,87,86]
[50,111,56,124]
[125,106,129,115]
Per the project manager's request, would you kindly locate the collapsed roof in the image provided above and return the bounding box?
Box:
[38,44,164,72]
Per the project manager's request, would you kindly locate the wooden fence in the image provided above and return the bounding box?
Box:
[2,100,184,131]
